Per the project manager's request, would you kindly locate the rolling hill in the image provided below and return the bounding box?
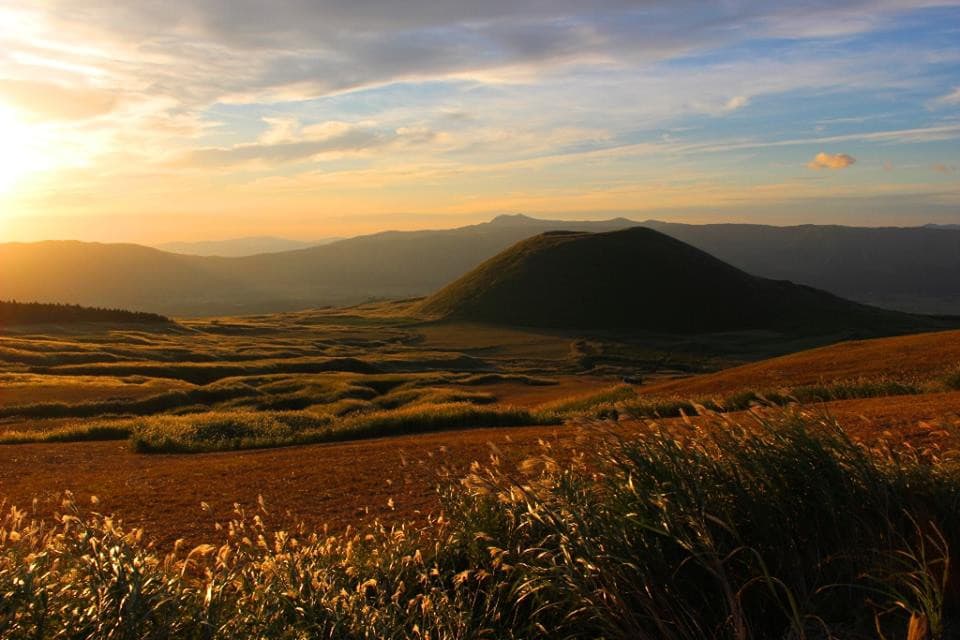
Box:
[2,215,960,316]
[416,228,940,334]
[639,328,960,397]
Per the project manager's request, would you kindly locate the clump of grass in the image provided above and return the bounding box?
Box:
[40,357,382,384]
[540,383,638,413]
[550,377,928,421]
[0,411,956,638]
[942,367,960,391]
[130,403,554,453]
[310,397,375,416]
[335,401,550,441]
[129,411,331,453]
[375,387,496,410]
[787,376,923,403]
[445,411,960,638]
[542,385,704,420]
[0,421,132,444]
[0,382,260,419]
[455,373,558,386]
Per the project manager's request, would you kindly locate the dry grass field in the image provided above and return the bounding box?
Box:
[2,311,959,637]
[1,391,959,549]
[642,328,960,396]
[1,311,957,539]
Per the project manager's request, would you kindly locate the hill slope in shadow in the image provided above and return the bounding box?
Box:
[0,241,263,316]
[0,300,170,326]
[417,228,940,334]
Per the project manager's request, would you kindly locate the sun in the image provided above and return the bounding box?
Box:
[0,103,44,194]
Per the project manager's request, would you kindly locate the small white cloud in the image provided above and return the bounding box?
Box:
[932,163,957,174]
[807,151,856,170]
[723,95,750,111]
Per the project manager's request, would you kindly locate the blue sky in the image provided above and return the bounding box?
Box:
[0,0,957,241]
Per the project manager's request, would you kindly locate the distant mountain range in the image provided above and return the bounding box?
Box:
[2,214,960,316]
[418,228,937,334]
[155,236,338,257]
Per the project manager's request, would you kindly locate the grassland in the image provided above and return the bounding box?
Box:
[0,307,712,450]
[1,412,958,638]
[2,309,960,636]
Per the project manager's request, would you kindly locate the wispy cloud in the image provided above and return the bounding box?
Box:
[930,86,960,107]
[0,78,117,122]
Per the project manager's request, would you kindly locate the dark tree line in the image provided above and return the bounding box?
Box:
[0,300,171,325]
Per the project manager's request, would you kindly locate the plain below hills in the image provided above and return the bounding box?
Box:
[417,228,951,335]
[2,215,960,316]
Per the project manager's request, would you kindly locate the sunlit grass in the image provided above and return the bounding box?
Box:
[0,421,132,444]
[128,402,554,453]
[545,376,930,421]
[0,411,956,637]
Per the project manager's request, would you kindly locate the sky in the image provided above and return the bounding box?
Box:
[0,1,958,243]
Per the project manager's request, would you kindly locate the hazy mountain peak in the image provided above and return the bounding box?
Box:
[488,213,540,225]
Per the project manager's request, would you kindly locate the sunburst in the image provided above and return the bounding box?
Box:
[0,103,45,194]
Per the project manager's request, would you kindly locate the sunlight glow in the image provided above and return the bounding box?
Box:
[0,103,48,195]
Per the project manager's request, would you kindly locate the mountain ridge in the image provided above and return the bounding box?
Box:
[156,236,338,257]
[2,216,960,316]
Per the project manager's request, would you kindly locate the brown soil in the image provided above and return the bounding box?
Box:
[2,390,959,549]
[0,424,574,548]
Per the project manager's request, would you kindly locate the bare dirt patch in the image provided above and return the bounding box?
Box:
[0,424,573,547]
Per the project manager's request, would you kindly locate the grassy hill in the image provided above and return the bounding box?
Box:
[0,300,170,325]
[417,228,941,334]
[640,328,960,397]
